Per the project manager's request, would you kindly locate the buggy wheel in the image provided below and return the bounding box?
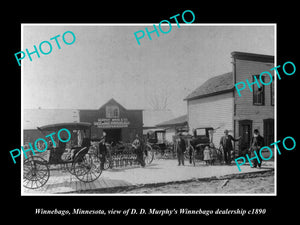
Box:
[216,147,223,164]
[190,145,196,166]
[144,144,154,164]
[65,162,76,175]
[185,146,195,166]
[72,153,102,183]
[184,150,189,160]
[23,157,50,189]
[103,157,111,170]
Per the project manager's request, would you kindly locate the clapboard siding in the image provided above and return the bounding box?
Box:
[234,59,274,135]
[188,92,234,147]
[185,53,275,154]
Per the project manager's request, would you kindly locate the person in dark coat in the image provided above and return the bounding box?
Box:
[220,129,241,165]
[176,133,186,166]
[99,131,108,170]
[249,129,264,168]
[132,134,145,167]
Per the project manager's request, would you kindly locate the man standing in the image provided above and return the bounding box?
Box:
[176,133,186,166]
[99,131,108,170]
[132,134,145,167]
[220,129,241,165]
[249,129,264,168]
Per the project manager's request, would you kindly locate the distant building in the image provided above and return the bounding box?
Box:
[142,109,174,142]
[156,115,188,142]
[79,98,143,143]
[185,52,274,155]
[23,99,174,145]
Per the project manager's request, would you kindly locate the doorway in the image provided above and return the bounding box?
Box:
[264,118,274,146]
[103,129,122,144]
[239,120,252,155]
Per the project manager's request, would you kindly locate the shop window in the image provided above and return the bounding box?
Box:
[253,75,265,105]
[106,106,119,118]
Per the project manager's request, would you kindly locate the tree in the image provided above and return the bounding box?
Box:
[148,92,169,110]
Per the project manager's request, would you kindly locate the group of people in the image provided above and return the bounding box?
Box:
[175,129,265,168]
[203,144,218,165]
[98,128,265,170]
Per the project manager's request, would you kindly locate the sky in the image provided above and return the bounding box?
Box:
[22,24,275,117]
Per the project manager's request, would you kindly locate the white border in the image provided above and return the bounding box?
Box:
[21,23,277,196]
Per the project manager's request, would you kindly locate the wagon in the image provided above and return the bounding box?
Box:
[145,129,174,160]
[23,122,102,189]
[176,127,224,166]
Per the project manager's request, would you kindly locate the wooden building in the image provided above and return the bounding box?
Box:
[185,52,274,155]
[23,99,174,145]
[232,52,274,153]
[79,98,143,143]
[156,115,188,142]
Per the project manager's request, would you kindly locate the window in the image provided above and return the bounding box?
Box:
[195,128,206,136]
[253,75,265,105]
[106,106,119,118]
[271,78,274,106]
[113,108,119,118]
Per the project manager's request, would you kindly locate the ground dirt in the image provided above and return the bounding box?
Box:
[118,170,274,194]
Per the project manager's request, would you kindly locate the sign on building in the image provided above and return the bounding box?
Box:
[94,118,130,128]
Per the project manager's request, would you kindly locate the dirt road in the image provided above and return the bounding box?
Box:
[118,170,274,194]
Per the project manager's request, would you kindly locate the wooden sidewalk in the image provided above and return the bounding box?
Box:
[23,171,134,194]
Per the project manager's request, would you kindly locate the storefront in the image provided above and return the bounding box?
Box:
[79,98,143,143]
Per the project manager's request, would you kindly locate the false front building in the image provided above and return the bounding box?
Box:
[79,99,143,143]
[185,52,274,155]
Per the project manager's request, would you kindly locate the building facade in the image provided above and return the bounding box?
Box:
[79,98,143,143]
[23,99,175,146]
[185,52,274,155]
[232,52,274,153]
[185,72,235,150]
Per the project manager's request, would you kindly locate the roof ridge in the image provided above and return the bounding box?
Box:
[185,72,233,100]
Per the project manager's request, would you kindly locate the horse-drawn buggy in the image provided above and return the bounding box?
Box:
[175,127,224,166]
[23,122,102,189]
[145,129,175,159]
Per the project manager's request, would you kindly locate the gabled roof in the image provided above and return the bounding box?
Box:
[185,72,234,100]
[99,98,127,111]
[156,114,187,128]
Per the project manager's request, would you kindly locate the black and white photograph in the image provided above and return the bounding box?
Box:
[21,24,276,195]
[3,4,299,220]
